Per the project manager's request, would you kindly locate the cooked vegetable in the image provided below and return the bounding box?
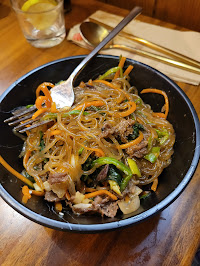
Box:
[144,147,160,163]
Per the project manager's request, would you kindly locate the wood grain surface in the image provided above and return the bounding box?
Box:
[99,0,200,32]
[0,0,200,265]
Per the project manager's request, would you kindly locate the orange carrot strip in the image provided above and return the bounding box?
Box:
[74,100,105,111]
[153,112,166,118]
[0,155,34,187]
[116,101,136,117]
[119,131,143,149]
[151,178,158,191]
[55,202,62,212]
[79,143,105,157]
[30,190,45,196]
[94,80,131,101]
[79,81,85,88]
[84,189,117,201]
[35,96,51,109]
[114,56,126,79]
[140,88,169,118]
[50,102,58,113]
[22,185,32,204]
[123,65,134,76]
[88,79,93,86]
[65,190,71,201]
[49,130,62,137]
[32,108,49,120]
[23,150,32,165]
[36,82,54,100]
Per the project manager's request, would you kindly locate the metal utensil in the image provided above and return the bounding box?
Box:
[80,21,200,75]
[4,6,142,133]
[88,19,200,69]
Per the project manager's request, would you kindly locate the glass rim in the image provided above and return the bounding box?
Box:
[10,0,64,14]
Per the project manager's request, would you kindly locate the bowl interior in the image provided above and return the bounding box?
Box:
[0,55,199,232]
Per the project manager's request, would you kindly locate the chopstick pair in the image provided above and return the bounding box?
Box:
[89,18,200,75]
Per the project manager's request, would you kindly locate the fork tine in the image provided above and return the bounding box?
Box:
[8,113,34,126]
[18,119,53,133]
[13,118,36,131]
[4,105,37,123]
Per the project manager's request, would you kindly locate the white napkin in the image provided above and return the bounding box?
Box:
[67,10,200,85]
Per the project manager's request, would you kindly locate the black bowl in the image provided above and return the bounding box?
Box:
[0,55,199,233]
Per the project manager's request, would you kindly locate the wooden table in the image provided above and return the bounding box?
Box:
[0,0,199,265]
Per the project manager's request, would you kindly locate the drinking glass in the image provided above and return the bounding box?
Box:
[11,0,66,48]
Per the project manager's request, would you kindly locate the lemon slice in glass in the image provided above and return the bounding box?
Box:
[21,0,59,31]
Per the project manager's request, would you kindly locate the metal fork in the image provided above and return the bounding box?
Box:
[4,6,142,134]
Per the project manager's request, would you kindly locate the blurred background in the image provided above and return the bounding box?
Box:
[98,0,200,31]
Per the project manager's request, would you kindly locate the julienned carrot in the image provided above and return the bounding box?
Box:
[140,88,169,118]
[153,112,166,118]
[30,190,45,196]
[0,155,34,188]
[84,189,117,201]
[79,143,105,157]
[119,131,143,149]
[50,102,58,113]
[114,56,126,79]
[123,65,134,76]
[35,96,51,109]
[73,100,105,111]
[22,185,32,204]
[32,108,49,120]
[117,101,136,117]
[79,81,85,88]
[65,190,71,201]
[49,129,62,137]
[93,80,131,101]
[151,178,158,191]
[36,82,54,100]
[55,202,63,212]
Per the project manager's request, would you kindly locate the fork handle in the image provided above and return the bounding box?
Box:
[69,6,142,83]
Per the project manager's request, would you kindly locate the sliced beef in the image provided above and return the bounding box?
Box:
[100,122,115,138]
[126,139,148,158]
[45,191,62,202]
[100,119,136,143]
[96,164,109,182]
[114,119,136,143]
[122,179,137,196]
[98,201,119,218]
[48,172,68,185]
[69,195,119,218]
[92,195,119,218]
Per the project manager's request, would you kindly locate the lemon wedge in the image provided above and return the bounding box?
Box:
[21,0,59,30]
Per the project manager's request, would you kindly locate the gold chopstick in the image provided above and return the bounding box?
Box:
[89,18,200,69]
[110,44,200,75]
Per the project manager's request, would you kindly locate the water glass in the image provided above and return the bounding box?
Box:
[11,0,66,48]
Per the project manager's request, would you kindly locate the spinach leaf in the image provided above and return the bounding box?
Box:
[107,165,123,185]
[128,122,144,140]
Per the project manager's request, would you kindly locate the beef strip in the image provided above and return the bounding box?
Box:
[44,191,62,202]
[48,172,68,185]
[100,122,115,138]
[114,119,136,143]
[69,195,119,218]
[92,196,119,218]
[96,164,109,182]
[99,201,119,217]
[100,119,136,143]
[126,139,148,158]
